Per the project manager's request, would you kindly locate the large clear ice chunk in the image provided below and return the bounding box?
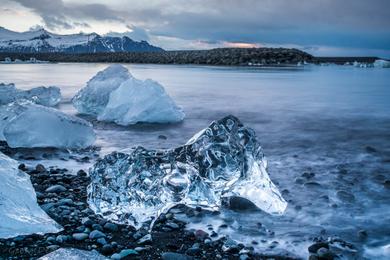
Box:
[0,152,62,238]
[0,83,61,106]
[0,100,95,148]
[72,64,131,116]
[72,64,184,124]
[98,77,185,125]
[88,115,287,229]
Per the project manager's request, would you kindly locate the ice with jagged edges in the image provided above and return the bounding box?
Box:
[0,83,61,106]
[98,77,185,125]
[0,100,96,148]
[72,64,131,116]
[72,64,184,124]
[0,152,62,238]
[373,59,390,68]
[88,115,287,229]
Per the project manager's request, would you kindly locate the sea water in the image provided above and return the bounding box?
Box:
[0,63,389,258]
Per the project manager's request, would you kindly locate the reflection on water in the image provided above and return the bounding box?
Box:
[0,63,389,258]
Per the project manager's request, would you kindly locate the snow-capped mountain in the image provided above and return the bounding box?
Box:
[0,27,163,53]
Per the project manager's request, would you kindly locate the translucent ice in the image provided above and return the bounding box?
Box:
[0,152,62,238]
[38,248,107,260]
[72,64,184,124]
[98,77,185,125]
[0,100,95,148]
[72,64,131,116]
[0,83,61,106]
[88,115,287,229]
[373,59,390,68]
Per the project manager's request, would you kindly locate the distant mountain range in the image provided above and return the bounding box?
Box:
[0,27,163,53]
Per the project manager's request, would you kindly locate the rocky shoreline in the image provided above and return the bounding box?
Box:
[0,48,313,66]
[0,160,358,260]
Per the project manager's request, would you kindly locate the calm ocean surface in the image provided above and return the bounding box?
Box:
[1,63,389,258]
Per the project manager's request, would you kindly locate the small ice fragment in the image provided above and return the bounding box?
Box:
[0,152,62,238]
[0,100,95,148]
[88,115,287,229]
[0,83,61,106]
[373,59,390,68]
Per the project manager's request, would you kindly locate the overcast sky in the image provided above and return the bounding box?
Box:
[1,0,389,57]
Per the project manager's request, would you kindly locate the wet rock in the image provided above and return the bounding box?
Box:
[97,237,107,245]
[72,233,88,241]
[92,224,103,231]
[55,235,69,243]
[317,247,333,259]
[89,230,106,239]
[18,163,26,171]
[35,164,46,172]
[138,234,152,245]
[158,135,167,140]
[101,244,114,254]
[45,184,67,193]
[111,249,138,259]
[194,230,208,240]
[166,222,180,230]
[228,196,258,211]
[161,252,191,260]
[77,169,87,177]
[308,242,329,253]
[365,146,377,153]
[104,222,118,232]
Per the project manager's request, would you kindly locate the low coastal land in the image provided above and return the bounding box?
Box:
[0,48,384,66]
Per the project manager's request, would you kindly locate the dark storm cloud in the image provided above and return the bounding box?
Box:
[13,0,124,30]
[10,0,390,50]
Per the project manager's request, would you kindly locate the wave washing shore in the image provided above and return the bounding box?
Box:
[0,63,389,259]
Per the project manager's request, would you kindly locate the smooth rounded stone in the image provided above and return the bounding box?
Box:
[336,190,355,202]
[45,184,67,193]
[101,244,114,254]
[92,224,103,231]
[35,164,46,172]
[194,230,208,240]
[89,230,106,239]
[18,163,26,171]
[158,135,167,140]
[308,242,329,253]
[55,235,69,243]
[228,196,258,211]
[57,198,74,206]
[138,234,152,245]
[46,236,56,244]
[77,169,88,177]
[317,247,333,259]
[104,222,118,232]
[97,237,107,245]
[72,233,89,241]
[111,249,138,259]
[161,252,191,260]
[166,222,180,230]
[365,146,377,153]
[383,180,390,188]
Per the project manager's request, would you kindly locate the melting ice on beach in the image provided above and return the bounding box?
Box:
[0,100,95,148]
[88,115,287,229]
[0,152,62,238]
[72,64,185,125]
[0,83,61,107]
